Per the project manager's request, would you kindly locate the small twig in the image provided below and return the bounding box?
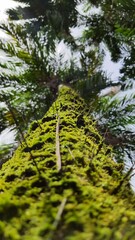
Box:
[53,197,67,229]
[48,197,67,240]
[56,115,61,171]
[67,146,75,161]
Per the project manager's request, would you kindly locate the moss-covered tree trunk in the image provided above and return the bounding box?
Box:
[0,85,135,240]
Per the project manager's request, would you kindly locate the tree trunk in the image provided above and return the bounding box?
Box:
[0,85,135,240]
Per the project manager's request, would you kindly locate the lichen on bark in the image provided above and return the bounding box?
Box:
[0,85,135,240]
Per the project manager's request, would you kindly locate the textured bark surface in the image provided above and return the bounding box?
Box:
[0,85,135,240]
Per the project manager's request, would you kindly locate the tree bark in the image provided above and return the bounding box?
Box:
[0,85,135,240]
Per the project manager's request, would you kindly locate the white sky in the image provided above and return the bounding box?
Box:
[0,127,16,145]
[102,50,122,81]
[0,0,19,19]
[0,0,21,38]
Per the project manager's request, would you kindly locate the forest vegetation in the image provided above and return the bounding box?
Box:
[0,0,135,239]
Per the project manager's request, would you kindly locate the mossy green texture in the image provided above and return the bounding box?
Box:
[0,85,135,239]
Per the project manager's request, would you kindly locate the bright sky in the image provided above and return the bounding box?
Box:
[102,50,122,81]
[0,0,20,38]
[0,0,19,19]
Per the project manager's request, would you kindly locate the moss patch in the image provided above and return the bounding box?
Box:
[0,85,135,239]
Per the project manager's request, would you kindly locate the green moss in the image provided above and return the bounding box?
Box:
[0,85,135,239]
